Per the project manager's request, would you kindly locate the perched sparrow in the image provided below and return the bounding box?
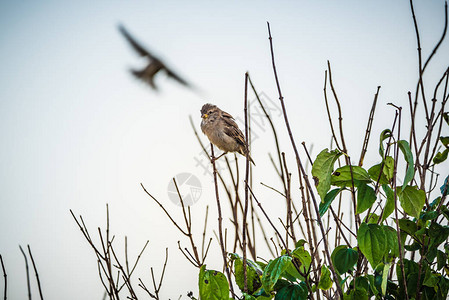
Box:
[201,103,255,165]
[119,24,190,90]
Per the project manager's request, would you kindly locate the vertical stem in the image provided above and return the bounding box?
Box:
[243,72,250,293]
[19,246,31,300]
[359,86,381,166]
[0,255,6,300]
[267,22,343,299]
[27,245,44,300]
[391,107,410,300]
[211,144,235,298]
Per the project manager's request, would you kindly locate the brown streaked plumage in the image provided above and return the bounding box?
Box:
[118,24,190,90]
[200,103,255,165]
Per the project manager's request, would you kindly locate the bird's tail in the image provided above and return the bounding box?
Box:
[240,149,255,165]
[248,154,255,166]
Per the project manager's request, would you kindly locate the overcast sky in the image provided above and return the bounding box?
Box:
[0,1,448,299]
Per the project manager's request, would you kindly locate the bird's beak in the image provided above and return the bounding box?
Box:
[202,113,208,119]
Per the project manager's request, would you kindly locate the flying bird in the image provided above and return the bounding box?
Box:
[200,103,255,165]
[118,24,191,90]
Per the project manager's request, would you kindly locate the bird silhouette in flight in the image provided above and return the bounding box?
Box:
[118,24,191,90]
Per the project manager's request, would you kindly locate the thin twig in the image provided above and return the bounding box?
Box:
[247,183,289,252]
[267,23,343,299]
[323,70,342,151]
[140,183,188,236]
[27,245,43,300]
[0,255,6,300]
[210,143,235,298]
[391,105,410,300]
[19,246,31,300]
[359,86,381,166]
[242,72,250,293]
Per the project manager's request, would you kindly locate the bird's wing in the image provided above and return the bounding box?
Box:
[131,63,164,90]
[164,66,190,87]
[118,24,157,60]
[222,114,247,147]
[119,24,194,90]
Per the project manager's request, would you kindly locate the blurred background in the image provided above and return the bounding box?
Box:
[0,0,448,299]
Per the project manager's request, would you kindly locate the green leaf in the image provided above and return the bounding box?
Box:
[356,183,377,214]
[199,265,230,300]
[262,256,292,292]
[421,210,438,221]
[440,136,449,147]
[331,165,371,187]
[398,140,414,191]
[331,245,358,274]
[367,213,380,224]
[423,268,439,287]
[343,288,369,300]
[398,186,426,218]
[379,129,393,158]
[404,241,421,251]
[368,163,389,185]
[427,247,438,263]
[317,265,332,291]
[319,188,343,216]
[242,294,257,300]
[229,253,262,294]
[383,156,395,181]
[381,184,395,222]
[396,259,419,297]
[434,148,449,164]
[291,247,312,277]
[283,260,303,282]
[274,282,308,300]
[357,223,387,268]
[381,263,391,295]
[367,275,379,296]
[398,218,417,236]
[438,276,449,299]
[441,175,449,196]
[429,222,449,248]
[444,112,449,125]
[272,279,290,292]
[437,250,447,270]
[350,276,370,294]
[430,196,441,209]
[383,225,399,258]
[295,239,307,248]
[312,149,342,201]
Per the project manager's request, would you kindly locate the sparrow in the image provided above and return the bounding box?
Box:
[200,103,255,165]
[118,24,190,90]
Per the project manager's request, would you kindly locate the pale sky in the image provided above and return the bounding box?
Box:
[0,1,448,299]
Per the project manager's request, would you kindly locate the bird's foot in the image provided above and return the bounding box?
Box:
[211,152,227,163]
